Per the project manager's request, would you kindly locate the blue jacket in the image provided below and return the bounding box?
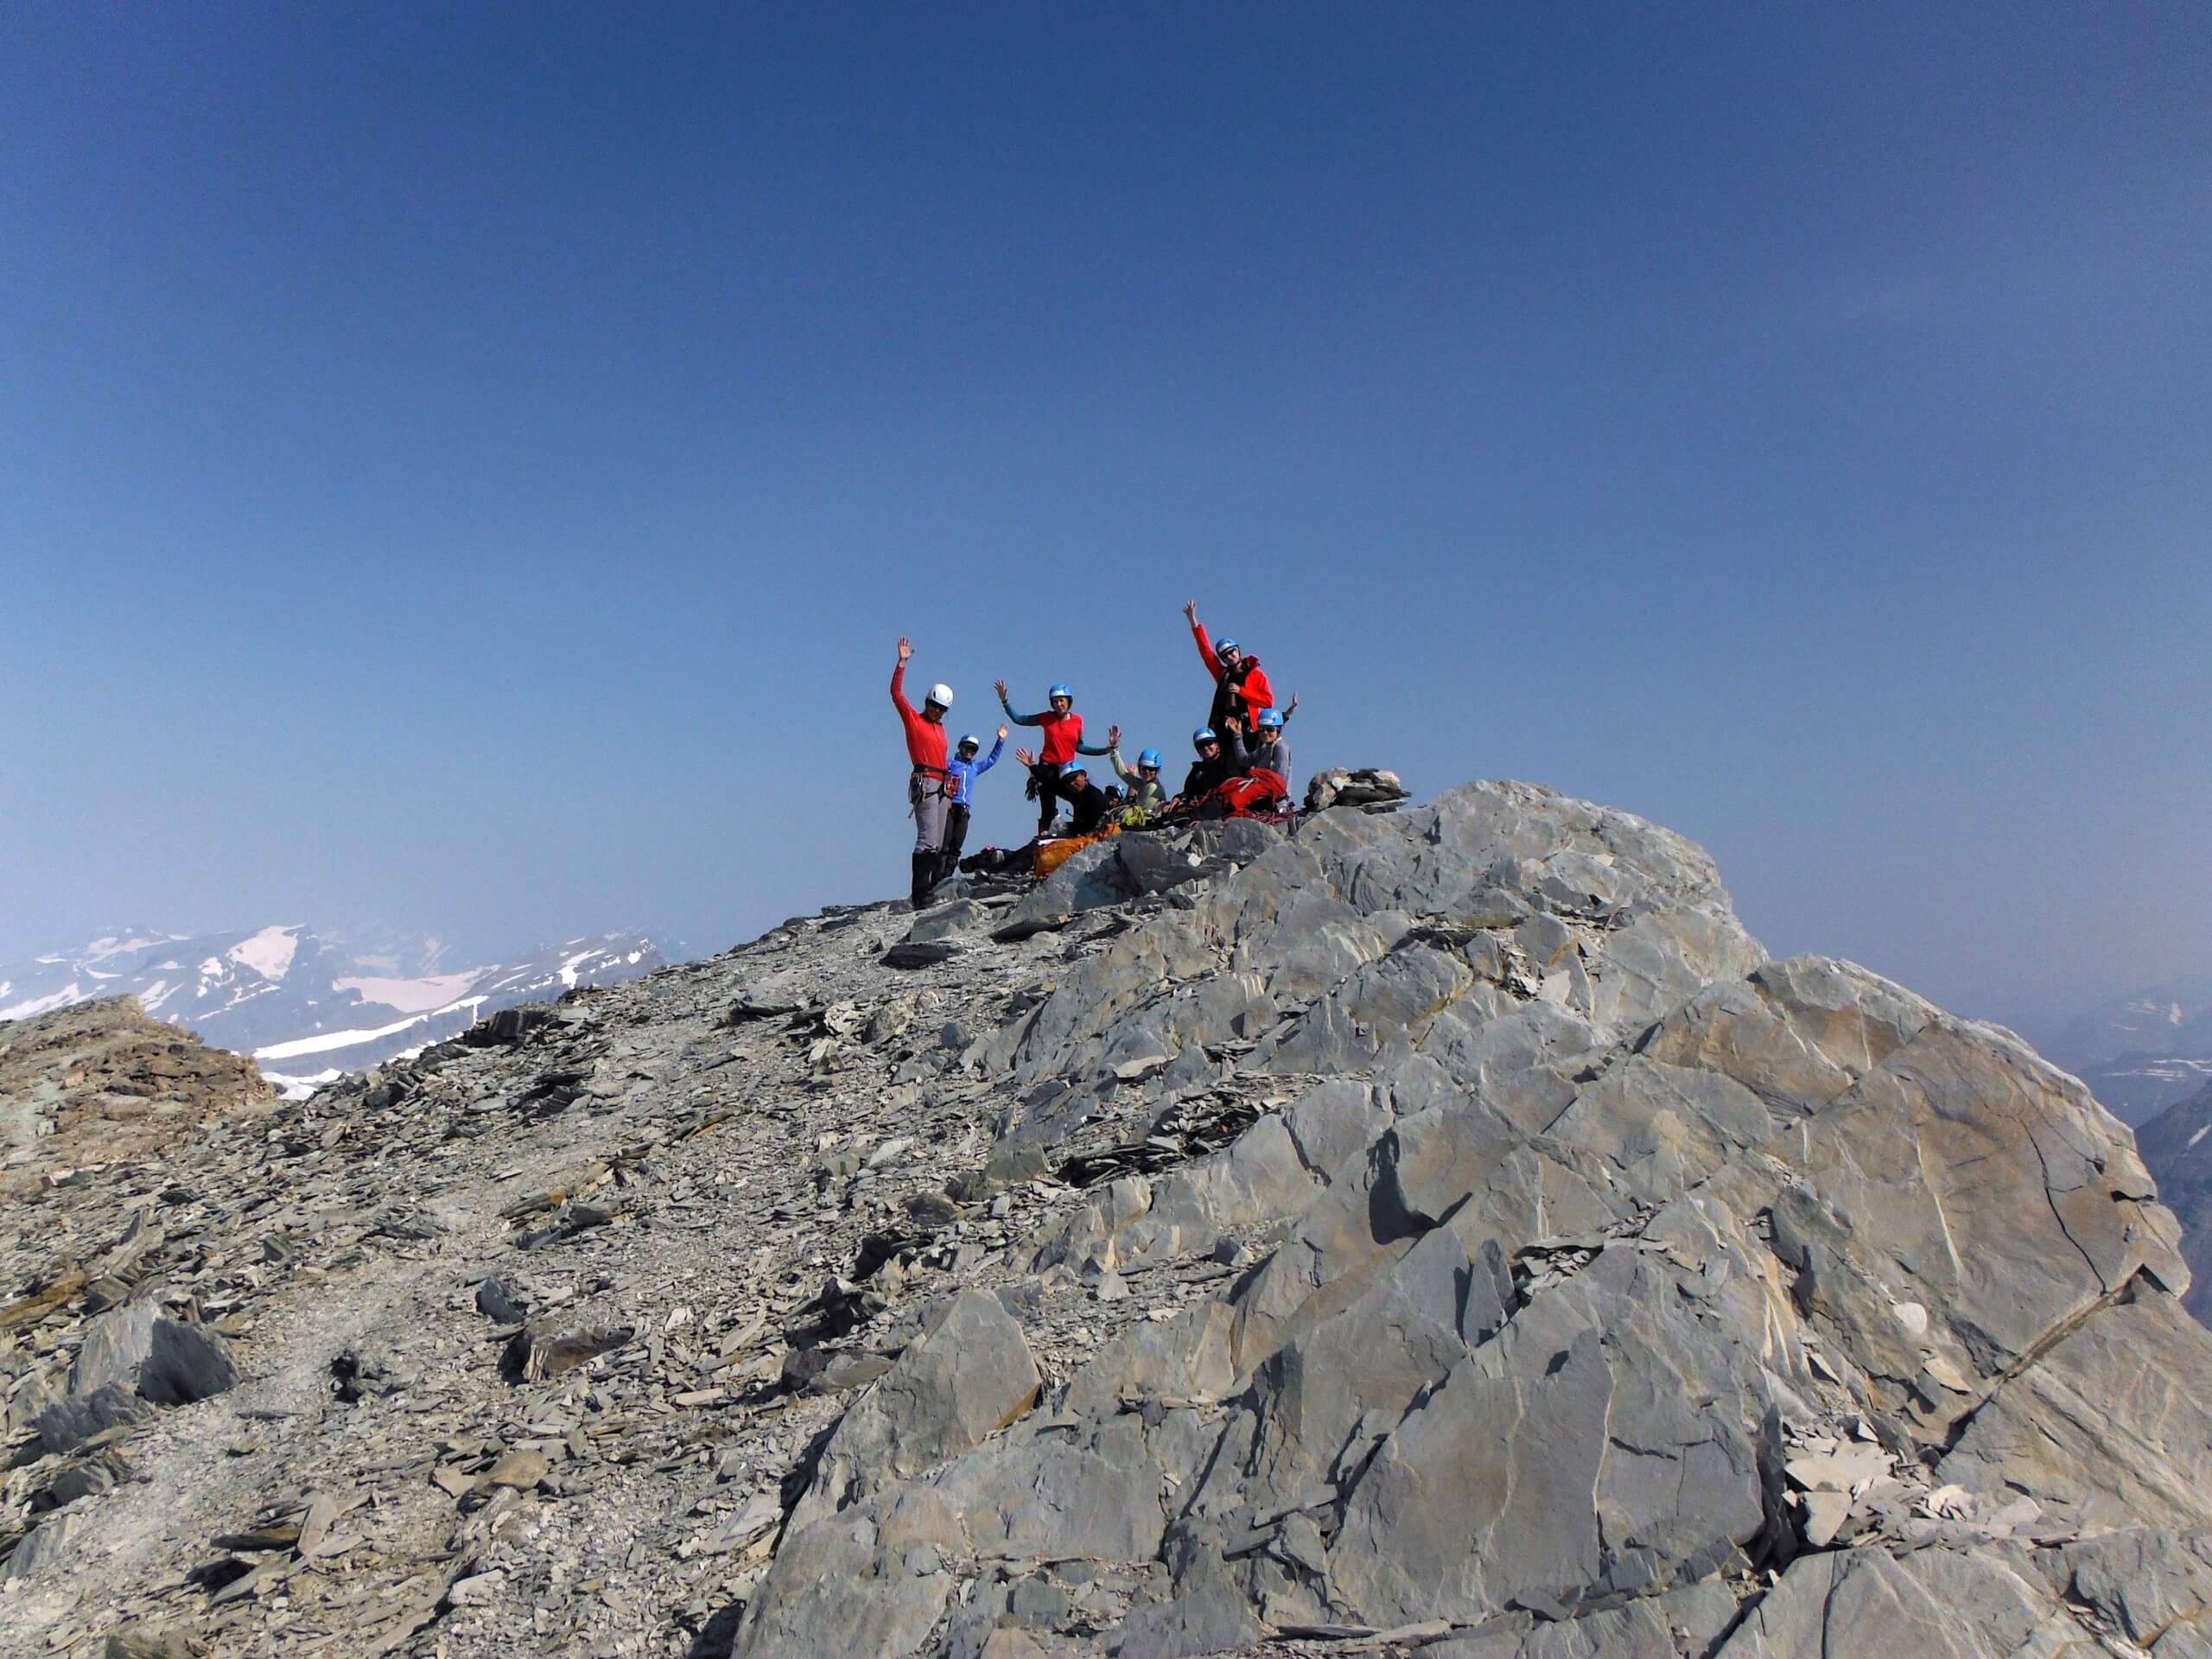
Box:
[946,735,1004,805]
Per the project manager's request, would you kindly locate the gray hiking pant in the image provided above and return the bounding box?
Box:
[911,776,950,855]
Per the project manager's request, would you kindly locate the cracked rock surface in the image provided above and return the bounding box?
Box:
[1,780,2204,1659]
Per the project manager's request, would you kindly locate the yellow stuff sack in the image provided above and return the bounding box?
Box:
[1033,826,1117,880]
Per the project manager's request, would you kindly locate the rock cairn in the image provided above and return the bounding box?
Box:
[2,781,2205,1659]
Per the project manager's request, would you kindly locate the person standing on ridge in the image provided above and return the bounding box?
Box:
[996,677,1113,834]
[892,638,956,908]
[938,725,1008,886]
[1184,598,1275,739]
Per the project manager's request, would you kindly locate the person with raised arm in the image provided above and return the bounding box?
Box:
[891,638,957,908]
[1184,598,1276,740]
[938,724,1008,885]
[1206,699,1299,817]
[1106,734,1168,823]
[997,676,1113,835]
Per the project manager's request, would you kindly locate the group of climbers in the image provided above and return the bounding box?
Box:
[1179,595,1297,818]
[889,601,1300,906]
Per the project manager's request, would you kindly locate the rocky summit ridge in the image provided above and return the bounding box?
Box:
[0,997,276,1202]
[3,780,2209,1659]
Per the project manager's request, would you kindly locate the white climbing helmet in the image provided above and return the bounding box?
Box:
[926,683,955,710]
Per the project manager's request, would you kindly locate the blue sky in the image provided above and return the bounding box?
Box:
[2,3,2205,1037]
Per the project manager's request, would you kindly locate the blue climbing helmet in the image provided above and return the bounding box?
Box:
[1137,748,1163,770]
[1048,683,1074,702]
[1059,760,1089,779]
[1257,708,1286,729]
[1192,728,1217,749]
[956,733,980,753]
[1215,637,1238,658]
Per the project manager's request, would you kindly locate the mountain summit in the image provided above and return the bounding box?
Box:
[3,781,2205,1658]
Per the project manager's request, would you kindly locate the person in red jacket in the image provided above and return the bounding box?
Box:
[996,677,1114,834]
[1183,599,1275,738]
[892,637,957,908]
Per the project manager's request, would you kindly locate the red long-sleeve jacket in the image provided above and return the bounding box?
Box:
[1001,690,1113,766]
[891,664,950,772]
[1192,620,1274,734]
[1025,710,1088,766]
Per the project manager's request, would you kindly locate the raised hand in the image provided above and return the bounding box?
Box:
[1182,599,1199,624]
[993,678,1009,701]
[1108,724,1122,747]
[1015,747,1036,767]
[897,637,913,664]
[1283,693,1300,719]
[996,724,1009,741]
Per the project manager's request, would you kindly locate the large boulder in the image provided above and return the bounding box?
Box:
[36,1300,238,1455]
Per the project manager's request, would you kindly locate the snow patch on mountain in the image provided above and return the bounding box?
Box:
[332,972,483,1014]
[255,999,486,1062]
[257,1065,349,1098]
[0,983,85,1022]
[226,924,302,981]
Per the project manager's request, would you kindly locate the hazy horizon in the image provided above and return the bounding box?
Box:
[4,4,2207,1043]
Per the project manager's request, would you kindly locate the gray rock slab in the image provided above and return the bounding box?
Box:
[1937,1289,2212,1530]
[2050,1528,2212,1649]
[1713,1544,2075,1657]
[734,1487,962,1659]
[792,1287,1041,1528]
[1329,1243,1767,1628]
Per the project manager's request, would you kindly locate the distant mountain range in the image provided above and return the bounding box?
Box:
[2136,1079,2212,1323]
[2045,987,2212,1125]
[0,925,664,1094]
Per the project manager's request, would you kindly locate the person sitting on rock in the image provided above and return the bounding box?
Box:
[891,637,956,907]
[1107,741,1168,824]
[1184,598,1275,741]
[997,677,1113,836]
[1054,758,1114,837]
[1212,708,1294,817]
[1015,753,1112,837]
[938,725,1008,887]
[1173,727,1232,808]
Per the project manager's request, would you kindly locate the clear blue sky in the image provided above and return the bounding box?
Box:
[2,3,2205,1037]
